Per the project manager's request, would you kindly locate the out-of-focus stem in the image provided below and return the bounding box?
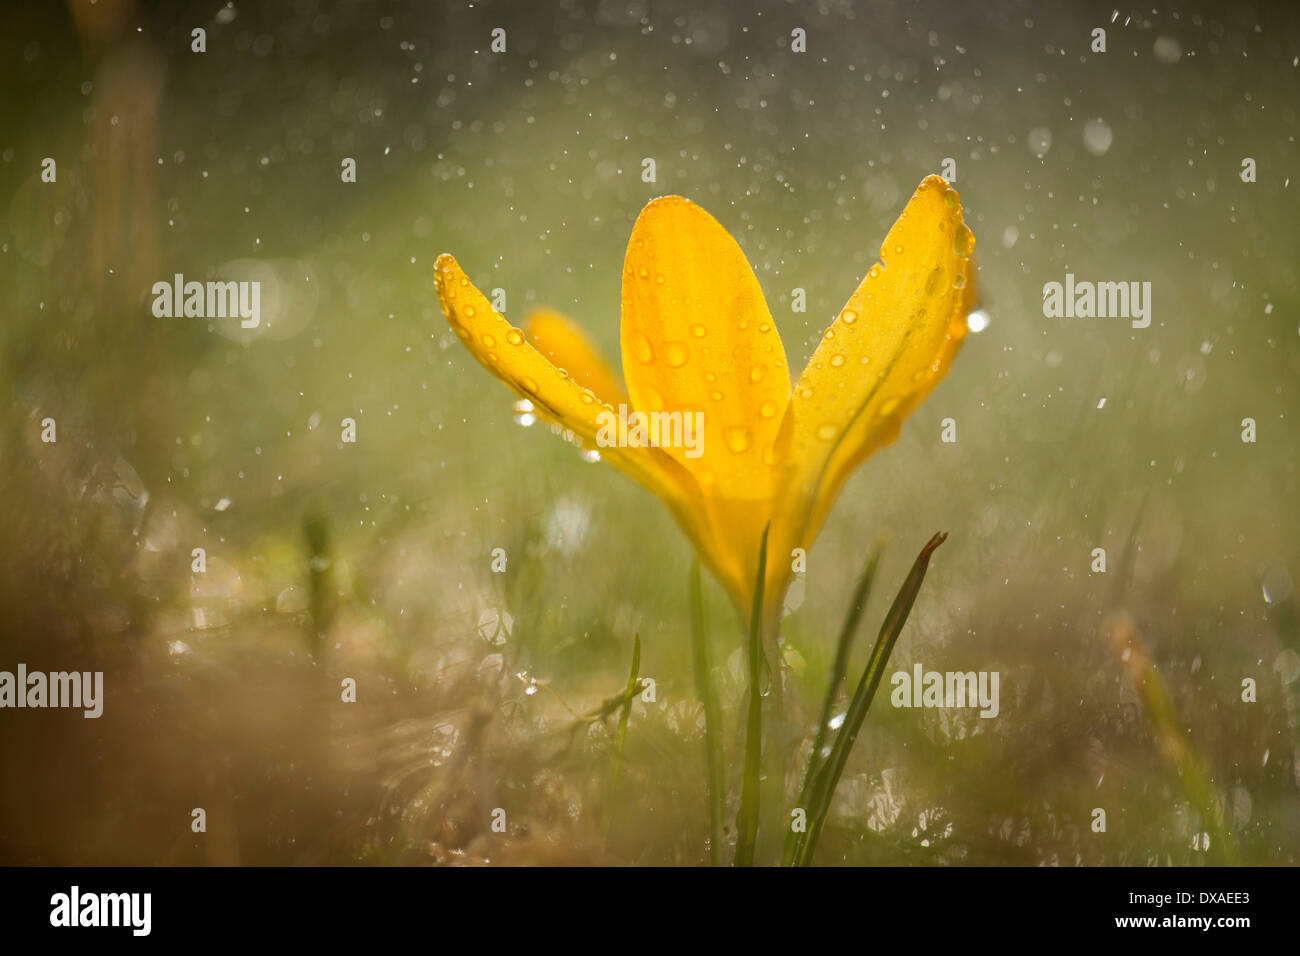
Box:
[1106,611,1239,864]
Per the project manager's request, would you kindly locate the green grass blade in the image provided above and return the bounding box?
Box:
[603,634,641,835]
[1108,613,1240,864]
[733,524,770,866]
[689,559,725,866]
[783,534,886,865]
[795,531,948,866]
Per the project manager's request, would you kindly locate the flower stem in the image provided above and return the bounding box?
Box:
[733,525,770,866]
[689,560,725,865]
[603,634,641,836]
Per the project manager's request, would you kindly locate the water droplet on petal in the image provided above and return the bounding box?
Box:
[662,341,689,368]
[954,223,975,257]
[481,333,496,348]
[506,329,524,345]
[724,426,751,453]
[830,354,845,368]
[632,333,655,364]
[749,364,767,383]
[877,396,902,418]
[759,400,778,419]
[841,309,858,324]
[816,423,837,440]
[691,323,707,338]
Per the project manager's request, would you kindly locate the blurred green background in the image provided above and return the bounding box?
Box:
[0,0,1297,865]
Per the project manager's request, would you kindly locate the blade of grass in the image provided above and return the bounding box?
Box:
[1106,612,1240,864]
[783,534,887,866]
[795,531,947,866]
[603,634,642,836]
[689,560,725,866]
[733,524,770,866]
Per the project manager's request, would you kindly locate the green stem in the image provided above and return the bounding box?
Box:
[603,635,641,836]
[689,560,725,866]
[733,525,770,866]
[795,531,947,866]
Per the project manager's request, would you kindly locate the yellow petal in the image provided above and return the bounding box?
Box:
[435,254,743,602]
[621,197,792,491]
[774,175,976,568]
[523,306,628,408]
[436,255,609,439]
[620,197,794,603]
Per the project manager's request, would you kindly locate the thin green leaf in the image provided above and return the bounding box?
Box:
[604,634,641,835]
[784,534,886,866]
[795,531,947,866]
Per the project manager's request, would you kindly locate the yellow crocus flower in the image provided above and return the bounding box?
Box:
[435,174,975,625]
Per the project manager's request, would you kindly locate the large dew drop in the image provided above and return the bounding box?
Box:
[631,333,655,364]
[953,224,975,257]
[724,426,751,453]
[661,341,690,368]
